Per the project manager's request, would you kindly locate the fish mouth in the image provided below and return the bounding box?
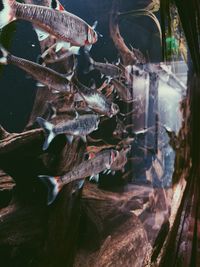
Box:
[86,27,98,45]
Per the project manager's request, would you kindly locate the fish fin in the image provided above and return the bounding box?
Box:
[91,20,103,39]
[35,27,50,41]
[38,175,60,205]
[36,117,55,150]
[68,46,80,55]
[92,20,98,30]
[116,58,120,66]
[106,76,112,83]
[111,171,116,175]
[66,135,73,144]
[55,41,70,52]
[77,179,85,189]
[57,0,65,11]
[85,44,92,52]
[0,45,9,64]
[66,71,74,81]
[81,135,87,143]
[36,82,46,87]
[47,102,57,119]
[0,0,16,28]
[0,124,10,139]
[72,179,85,194]
[91,21,103,38]
[74,110,79,119]
[52,89,60,94]
[89,174,99,183]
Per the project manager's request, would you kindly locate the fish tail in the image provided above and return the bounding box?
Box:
[38,175,61,205]
[36,117,55,150]
[0,45,9,65]
[0,0,17,28]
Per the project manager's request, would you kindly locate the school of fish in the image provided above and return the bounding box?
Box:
[0,0,136,205]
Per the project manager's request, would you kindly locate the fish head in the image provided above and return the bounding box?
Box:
[86,26,98,45]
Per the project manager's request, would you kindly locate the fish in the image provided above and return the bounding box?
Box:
[0,45,72,92]
[39,149,117,204]
[36,113,100,150]
[0,0,98,47]
[111,79,133,103]
[74,80,119,117]
[77,47,122,78]
[86,52,122,78]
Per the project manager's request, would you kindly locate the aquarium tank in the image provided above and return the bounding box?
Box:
[0,0,199,266]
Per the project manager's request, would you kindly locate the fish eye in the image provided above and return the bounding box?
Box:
[135,70,140,76]
[51,0,57,9]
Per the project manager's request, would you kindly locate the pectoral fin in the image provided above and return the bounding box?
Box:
[66,135,74,144]
[38,175,61,205]
[89,174,99,183]
[81,135,87,143]
[35,28,50,41]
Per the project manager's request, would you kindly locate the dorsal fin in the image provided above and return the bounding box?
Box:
[0,125,10,140]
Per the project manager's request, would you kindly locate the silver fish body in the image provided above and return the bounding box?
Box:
[9,54,71,91]
[54,114,100,136]
[91,60,122,78]
[76,81,119,117]
[0,0,98,46]
[37,114,100,150]
[0,46,70,92]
